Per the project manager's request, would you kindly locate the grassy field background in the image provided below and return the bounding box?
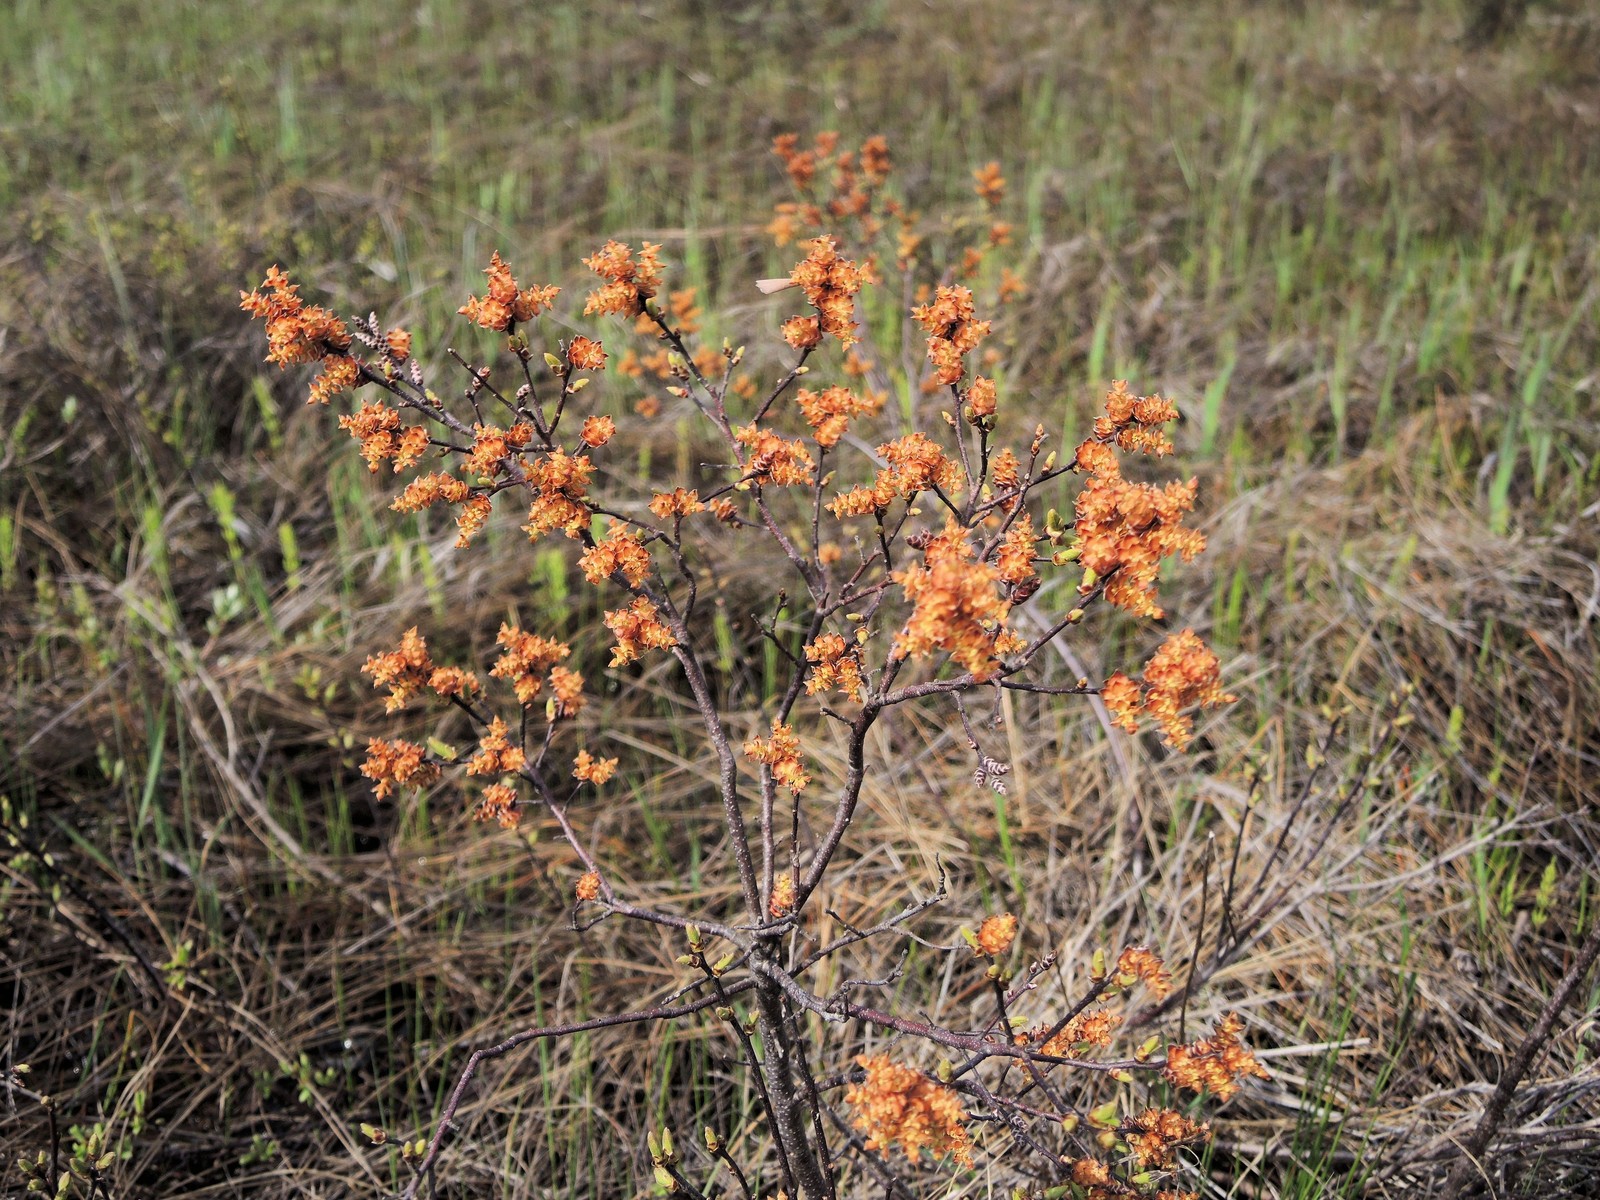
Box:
[3,1,1599,1196]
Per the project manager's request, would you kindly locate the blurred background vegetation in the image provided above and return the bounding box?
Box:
[3,1,1598,1196]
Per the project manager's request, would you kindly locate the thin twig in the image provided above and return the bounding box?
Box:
[1441,921,1600,1196]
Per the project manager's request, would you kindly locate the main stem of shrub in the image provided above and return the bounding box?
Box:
[754,979,832,1200]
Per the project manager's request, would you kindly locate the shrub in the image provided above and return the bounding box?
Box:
[243,132,1255,1200]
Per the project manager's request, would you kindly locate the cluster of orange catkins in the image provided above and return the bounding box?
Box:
[829,432,964,518]
[951,163,1010,283]
[768,872,797,918]
[845,1055,974,1169]
[784,237,863,349]
[1102,629,1235,751]
[475,782,520,829]
[466,722,525,829]
[892,520,1016,681]
[965,375,998,423]
[1040,1008,1120,1059]
[1116,944,1174,996]
[803,633,864,702]
[467,716,525,777]
[1073,436,1204,620]
[572,748,617,785]
[339,402,429,475]
[579,522,652,587]
[1066,1053,1210,1200]
[458,251,560,332]
[490,623,582,716]
[390,472,491,548]
[523,451,595,541]
[604,597,677,666]
[990,445,1024,497]
[360,626,478,713]
[1055,384,1235,746]
[743,720,808,794]
[360,738,439,799]
[1030,945,1171,1058]
[568,335,606,372]
[464,421,535,482]
[974,912,1018,957]
[662,287,702,334]
[1162,1013,1270,1100]
[996,514,1038,589]
[1095,379,1180,456]
[1068,1154,1198,1200]
[911,285,990,386]
[1124,1108,1210,1170]
[580,415,615,448]
[241,266,392,406]
[648,488,704,521]
[735,425,815,488]
[768,132,893,245]
[796,384,882,449]
[392,471,468,513]
[583,241,663,318]
[972,160,1006,207]
[772,130,838,191]
[825,135,891,223]
[776,131,892,195]
[358,628,513,807]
